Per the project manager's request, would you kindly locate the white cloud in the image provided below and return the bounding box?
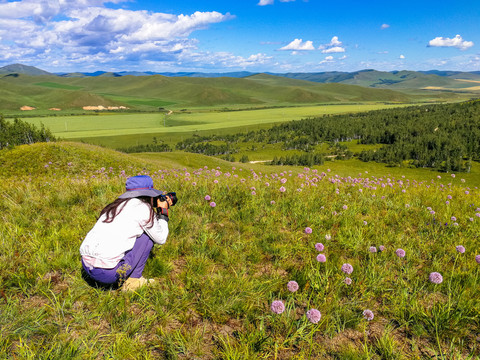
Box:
[279,38,315,51]
[0,1,237,71]
[428,34,474,50]
[319,55,334,64]
[258,0,295,4]
[319,36,345,53]
[322,46,345,54]
[399,54,405,59]
[339,55,347,60]
[381,24,390,29]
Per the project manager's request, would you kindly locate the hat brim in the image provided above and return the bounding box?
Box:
[118,189,162,199]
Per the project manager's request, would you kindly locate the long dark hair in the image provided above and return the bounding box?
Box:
[99,196,156,227]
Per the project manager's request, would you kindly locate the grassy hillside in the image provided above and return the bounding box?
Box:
[0,75,121,110]
[0,71,447,113]
[1,142,479,359]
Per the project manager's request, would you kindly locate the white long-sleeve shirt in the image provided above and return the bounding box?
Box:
[80,198,169,269]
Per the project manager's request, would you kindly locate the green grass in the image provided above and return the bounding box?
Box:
[34,82,84,90]
[1,141,479,359]
[14,103,412,141]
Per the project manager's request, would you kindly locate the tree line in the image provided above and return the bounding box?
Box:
[174,99,480,171]
[0,115,55,149]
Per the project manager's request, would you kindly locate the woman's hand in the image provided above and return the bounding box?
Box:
[157,199,169,209]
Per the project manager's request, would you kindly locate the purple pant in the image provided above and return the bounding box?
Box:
[82,233,154,285]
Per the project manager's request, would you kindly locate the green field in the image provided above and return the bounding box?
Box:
[1,142,479,359]
[19,103,410,140]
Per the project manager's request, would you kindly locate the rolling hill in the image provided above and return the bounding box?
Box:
[0,72,415,112]
[1,63,479,113]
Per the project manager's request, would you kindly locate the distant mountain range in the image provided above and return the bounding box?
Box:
[1,63,479,112]
[2,63,480,89]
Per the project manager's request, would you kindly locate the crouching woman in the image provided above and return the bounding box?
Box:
[80,175,176,291]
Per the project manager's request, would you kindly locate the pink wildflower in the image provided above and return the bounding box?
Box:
[341,263,353,274]
[271,300,285,314]
[363,309,374,321]
[287,281,299,292]
[429,272,443,284]
[306,309,321,324]
[315,243,324,252]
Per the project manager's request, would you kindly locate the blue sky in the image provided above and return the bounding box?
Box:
[0,0,479,73]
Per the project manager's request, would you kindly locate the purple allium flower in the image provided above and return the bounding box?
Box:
[429,272,443,284]
[279,186,286,192]
[270,200,276,205]
[251,191,256,195]
[315,243,324,252]
[363,220,368,225]
[344,277,352,285]
[369,246,377,253]
[287,281,299,292]
[451,174,455,178]
[363,309,374,321]
[341,263,353,275]
[306,309,321,324]
[304,227,313,234]
[451,216,457,221]
[379,245,385,252]
[204,195,211,201]
[342,205,348,210]
[456,245,465,254]
[271,300,285,314]
[476,255,480,264]
[209,202,216,208]
[395,248,406,258]
[316,254,327,263]
[280,178,287,184]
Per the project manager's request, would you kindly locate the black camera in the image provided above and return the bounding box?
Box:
[154,192,178,207]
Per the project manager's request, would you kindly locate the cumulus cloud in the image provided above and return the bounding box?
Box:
[319,36,345,53]
[322,46,345,54]
[381,24,390,29]
[319,55,334,64]
[279,39,315,51]
[258,0,295,4]
[428,34,474,50]
[399,54,405,59]
[0,0,239,71]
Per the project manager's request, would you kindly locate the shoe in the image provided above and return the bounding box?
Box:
[121,277,155,291]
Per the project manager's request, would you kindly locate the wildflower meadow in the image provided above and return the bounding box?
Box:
[0,142,479,359]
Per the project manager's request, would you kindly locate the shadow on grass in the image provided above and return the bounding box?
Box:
[80,267,120,291]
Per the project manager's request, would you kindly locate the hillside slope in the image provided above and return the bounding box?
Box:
[0,72,414,112]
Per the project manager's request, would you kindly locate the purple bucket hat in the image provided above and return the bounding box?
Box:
[118,175,162,199]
